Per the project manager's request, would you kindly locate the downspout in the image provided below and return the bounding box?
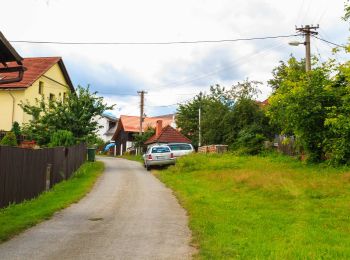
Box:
[8,91,15,125]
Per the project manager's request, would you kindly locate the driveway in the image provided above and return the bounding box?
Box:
[0,157,194,259]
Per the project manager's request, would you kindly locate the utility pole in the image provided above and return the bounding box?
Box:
[295,25,319,72]
[137,90,147,155]
[137,90,147,135]
[198,107,202,147]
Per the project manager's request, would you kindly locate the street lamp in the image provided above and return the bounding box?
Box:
[288,41,305,46]
[289,25,319,72]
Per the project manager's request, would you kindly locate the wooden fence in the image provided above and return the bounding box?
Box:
[198,144,228,154]
[0,143,86,209]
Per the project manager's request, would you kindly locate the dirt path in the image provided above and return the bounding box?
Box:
[0,157,194,259]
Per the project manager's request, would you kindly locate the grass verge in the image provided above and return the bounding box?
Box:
[0,161,104,242]
[155,153,350,259]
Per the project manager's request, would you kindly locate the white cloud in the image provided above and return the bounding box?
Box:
[3,0,350,116]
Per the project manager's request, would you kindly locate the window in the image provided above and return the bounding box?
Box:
[63,92,68,102]
[168,144,192,151]
[49,93,55,101]
[39,81,44,94]
[151,147,170,153]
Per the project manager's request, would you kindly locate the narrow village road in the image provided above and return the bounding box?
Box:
[0,157,194,260]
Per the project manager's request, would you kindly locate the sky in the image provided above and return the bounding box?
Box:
[2,0,349,117]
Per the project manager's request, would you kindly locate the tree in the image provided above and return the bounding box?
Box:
[11,121,21,139]
[176,93,205,147]
[49,130,75,147]
[268,57,305,92]
[133,127,155,148]
[266,56,335,162]
[0,131,17,146]
[176,80,271,153]
[20,85,114,145]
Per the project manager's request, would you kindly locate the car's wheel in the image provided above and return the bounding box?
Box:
[146,164,151,171]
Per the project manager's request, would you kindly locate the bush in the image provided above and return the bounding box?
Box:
[49,130,75,147]
[232,126,266,155]
[0,132,18,146]
[11,121,21,139]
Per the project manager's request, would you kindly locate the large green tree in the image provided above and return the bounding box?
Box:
[176,80,271,153]
[20,85,114,145]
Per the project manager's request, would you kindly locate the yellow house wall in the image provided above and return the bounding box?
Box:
[0,89,25,131]
[0,63,72,131]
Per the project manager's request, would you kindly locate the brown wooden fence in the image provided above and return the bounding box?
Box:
[0,143,86,209]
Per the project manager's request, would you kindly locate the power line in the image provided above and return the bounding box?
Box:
[154,41,287,89]
[312,35,346,48]
[9,34,299,45]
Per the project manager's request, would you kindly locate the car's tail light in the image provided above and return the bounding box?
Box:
[170,153,174,158]
[148,154,152,160]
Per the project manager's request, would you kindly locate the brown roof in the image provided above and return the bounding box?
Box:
[112,114,175,140]
[0,31,22,63]
[145,125,191,145]
[0,57,74,91]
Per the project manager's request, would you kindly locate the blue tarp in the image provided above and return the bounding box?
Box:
[104,143,116,152]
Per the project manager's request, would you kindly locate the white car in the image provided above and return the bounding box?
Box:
[143,145,175,171]
[166,143,194,158]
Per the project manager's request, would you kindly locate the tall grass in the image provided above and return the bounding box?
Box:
[156,153,350,259]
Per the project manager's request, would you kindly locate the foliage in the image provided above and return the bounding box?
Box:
[85,134,105,148]
[0,131,17,146]
[322,61,350,164]
[48,130,75,147]
[11,121,21,139]
[267,57,335,162]
[266,54,350,164]
[0,161,104,242]
[231,126,266,155]
[156,153,350,259]
[268,57,305,92]
[20,85,114,145]
[176,81,271,153]
[133,127,155,148]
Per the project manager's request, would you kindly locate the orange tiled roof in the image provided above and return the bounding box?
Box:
[0,57,74,90]
[121,114,174,132]
[145,125,191,145]
[112,114,175,140]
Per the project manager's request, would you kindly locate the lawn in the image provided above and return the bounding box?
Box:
[0,161,104,242]
[155,153,350,259]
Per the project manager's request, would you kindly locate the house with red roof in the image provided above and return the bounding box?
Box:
[111,114,176,155]
[0,57,74,131]
[144,120,191,146]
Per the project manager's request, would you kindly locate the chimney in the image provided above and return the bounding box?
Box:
[156,120,162,137]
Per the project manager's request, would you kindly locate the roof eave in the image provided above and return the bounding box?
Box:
[57,59,75,93]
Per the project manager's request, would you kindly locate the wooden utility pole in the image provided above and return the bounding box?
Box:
[137,90,147,155]
[137,90,147,135]
[295,25,319,72]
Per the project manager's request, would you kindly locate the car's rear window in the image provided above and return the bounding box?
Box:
[151,147,170,153]
[168,144,192,151]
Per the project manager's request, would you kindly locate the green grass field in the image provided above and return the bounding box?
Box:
[0,161,104,242]
[155,153,350,259]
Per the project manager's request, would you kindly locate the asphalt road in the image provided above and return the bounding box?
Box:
[0,157,194,259]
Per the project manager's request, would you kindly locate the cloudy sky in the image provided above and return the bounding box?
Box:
[2,0,349,117]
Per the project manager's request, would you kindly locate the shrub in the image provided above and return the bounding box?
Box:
[0,132,18,146]
[232,126,266,155]
[49,130,75,147]
[11,121,21,139]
